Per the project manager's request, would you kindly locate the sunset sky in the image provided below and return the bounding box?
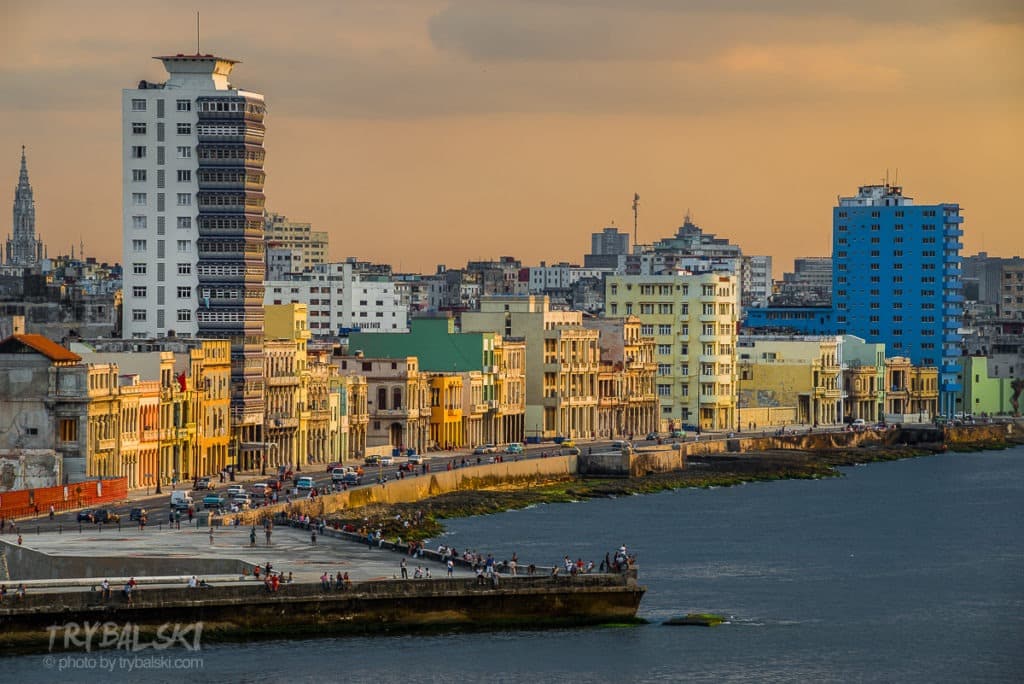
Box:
[2,1,1022,276]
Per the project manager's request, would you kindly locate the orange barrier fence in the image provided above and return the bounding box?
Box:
[0,479,128,521]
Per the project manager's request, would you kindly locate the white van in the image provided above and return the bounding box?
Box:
[170,491,194,510]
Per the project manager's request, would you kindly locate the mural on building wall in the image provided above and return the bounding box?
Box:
[756,389,782,407]
[0,450,59,491]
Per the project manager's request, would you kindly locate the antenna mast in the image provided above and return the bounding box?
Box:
[632,193,640,248]
[196,11,200,54]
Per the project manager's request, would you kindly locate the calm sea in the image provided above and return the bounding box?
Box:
[9,448,1024,683]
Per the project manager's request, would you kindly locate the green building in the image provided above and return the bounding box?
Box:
[960,357,1016,416]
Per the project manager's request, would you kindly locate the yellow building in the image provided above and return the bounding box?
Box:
[428,373,464,448]
[84,364,120,480]
[462,295,599,440]
[190,340,231,479]
[116,374,159,490]
[738,335,844,426]
[885,356,939,420]
[605,273,738,431]
[495,338,526,444]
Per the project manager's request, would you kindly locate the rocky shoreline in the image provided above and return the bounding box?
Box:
[327,428,1024,544]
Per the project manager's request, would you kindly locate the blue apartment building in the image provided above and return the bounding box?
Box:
[744,184,964,416]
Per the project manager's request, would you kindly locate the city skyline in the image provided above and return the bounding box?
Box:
[3,1,1022,274]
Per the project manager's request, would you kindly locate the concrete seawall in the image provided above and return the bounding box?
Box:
[229,455,578,526]
[0,573,645,654]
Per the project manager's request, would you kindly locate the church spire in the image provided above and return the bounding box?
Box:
[7,146,43,268]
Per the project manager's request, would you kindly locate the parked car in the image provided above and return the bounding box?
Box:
[202,495,226,510]
[852,418,867,427]
[170,491,194,510]
[229,494,252,510]
[129,507,148,522]
[226,484,246,498]
[561,439,576,449]
[342,472,361,486]
[77,509,97,523]
[473,444,496,455]
[331,468,348,483]
[364,455,380,466]
[193,477,214,491]
[295,476,315,491]
[645,432,659,441]
[407,454,425,465]
[505,443,524,454]
[380,456,395,467]
[326,461,344,472]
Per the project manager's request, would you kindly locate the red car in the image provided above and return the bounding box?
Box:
[326,461,343,472]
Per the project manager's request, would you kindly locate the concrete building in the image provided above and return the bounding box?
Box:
[585,227,630,269]
[264,211,328,278]
[605,273,739,431]
[833,183,963,415]
[5,146,44,269]
[0,334,85,486]
[959,356,1018,416]
[462,296,599,441]
[583,316,659,439]
[121,52,268,451]
[773,257,832,307]
[266,259,408,336]
[737,335,844,426]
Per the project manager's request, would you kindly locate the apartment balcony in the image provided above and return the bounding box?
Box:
[699,314,719,323]
[699,334,719,343]
[943,333,961,343]
[699,373,731,383]
[96,438,117,451]
[473,403,490,414]
[941,381,963,393]
[267,416,299,428]
[943,294,964,304]
[677,332,689,341]
[267,375,300,386]
[374,408,419,419]
[944,266,962,277]
[142,429,159,442]
[487,400,500,410]
[941,363,961,374]
[697,395,733,407]
[944,226,964,238]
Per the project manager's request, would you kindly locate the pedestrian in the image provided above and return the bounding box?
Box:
[49,504,55,521]
[209,527,214,545]
[310,530,317,546]
[17,533,22,546]
[401,558,408,579]
[187,506,194,524]
[250,527,257,547]
[265,527,272,546]
[446,559,454,577]
[101,579,110,601]
[17,583,26,601]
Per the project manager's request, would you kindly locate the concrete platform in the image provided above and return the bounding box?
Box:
[1,525,472,585]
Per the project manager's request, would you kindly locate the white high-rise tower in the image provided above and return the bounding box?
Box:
[122,53,268,443]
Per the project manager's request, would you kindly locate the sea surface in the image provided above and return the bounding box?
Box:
[9,448,1024,683]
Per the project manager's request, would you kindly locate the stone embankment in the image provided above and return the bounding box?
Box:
[0,572,645,654]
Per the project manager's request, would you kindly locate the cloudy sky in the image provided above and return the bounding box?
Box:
[2,0,1022,274]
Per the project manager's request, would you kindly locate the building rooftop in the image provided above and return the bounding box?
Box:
[0,333,81,362]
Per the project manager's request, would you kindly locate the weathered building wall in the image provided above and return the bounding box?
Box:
[0,450,60,491]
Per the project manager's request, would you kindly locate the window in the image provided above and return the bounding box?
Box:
[132,263,147,275]
[177,216,192,229]
[176,99,191,112]
[657,364,671,376]
[177,263,191,276]
[131,146,146,159]
[131,99,146,111]
[177,286,192,298]
[131,192,146,206]
[59,418,78,443]
[132,239,147,251]
[132,122,147,135]
[658,324,672,335]
[132,286,147,297]
[657,344,672,355]
[177,240,191,252]
[176,123,191,135]
[657,384,671,396]
[176,193,191,206]
[177,170,192,182]
[641,324,654,336]
[176,146,192,159]
[177,309,192,322]
[132,309,147,321]
[131,215,147,229]
[132,169,147,182]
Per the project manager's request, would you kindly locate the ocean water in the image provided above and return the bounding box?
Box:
[9,448,1024,683]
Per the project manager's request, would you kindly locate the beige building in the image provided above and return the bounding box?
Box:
[495,337,527,444]
[333,355,429,454]
[463,295,599,441]
[584,316,658,439]
[737,335,844,427]
[885,356,939,421]
[605,273,739,431]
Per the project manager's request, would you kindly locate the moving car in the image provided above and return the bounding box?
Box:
[341,472,361,486]
[326,461,344,472]
[88,509,120,524]
[645,432,659,441]
[295,476,315,491]
[193,477,214,491]
[473,444,496,455]
[407,454,425,465]
[250,484,271,498]
[226,484,246,498]
[330,468,349,483]
[364,455,380,466]
[202,495,226,510]
[380,456,394,467]
[852,418,866,427]
[505,443,524,454]
[129,507,148,522]
[77,509,97,523]
[561,439,576,449]
[169,491,194,510]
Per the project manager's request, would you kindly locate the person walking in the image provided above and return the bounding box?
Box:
[250,526,257,547]
[400,558,408,579]
[49,504,55,521]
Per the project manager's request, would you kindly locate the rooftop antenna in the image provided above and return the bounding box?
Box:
[632,193,640,247]
[196,11,200,54]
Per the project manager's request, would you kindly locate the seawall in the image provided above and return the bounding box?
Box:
[0,572,645,654]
